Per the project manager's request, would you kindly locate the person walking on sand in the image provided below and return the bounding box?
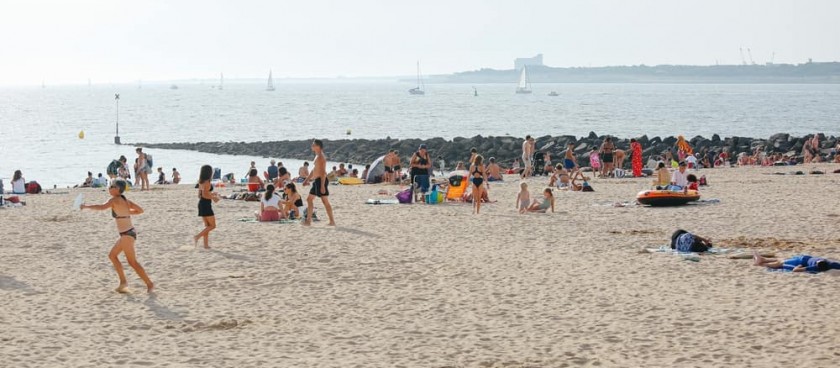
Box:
[521,135,534,178]
[302,139,336,226]
[81,180,154,293]
[194,165,220,248]
[470,155,487,214]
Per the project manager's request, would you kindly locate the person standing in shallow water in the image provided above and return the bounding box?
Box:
[81,180,154,293]
[302,139,336,226]
[194,165,220,249]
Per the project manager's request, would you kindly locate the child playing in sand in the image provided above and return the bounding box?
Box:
[588,148,601,177]
[516,182,530,214]
[81,180,154,293]
[686,174,699,191]
[527,188,555,213]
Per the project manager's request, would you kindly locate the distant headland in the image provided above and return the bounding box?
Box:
[425,61,840,84]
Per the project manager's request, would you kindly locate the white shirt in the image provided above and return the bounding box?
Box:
[685,155,698,166]
[671,169,689,187]
[12,178,26,194]
[261,195,281,209]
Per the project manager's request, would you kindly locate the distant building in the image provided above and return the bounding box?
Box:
[514,54,544,70]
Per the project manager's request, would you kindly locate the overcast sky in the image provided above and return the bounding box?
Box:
[1,0,838,85]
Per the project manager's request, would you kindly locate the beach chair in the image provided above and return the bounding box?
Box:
[445,172,469,202]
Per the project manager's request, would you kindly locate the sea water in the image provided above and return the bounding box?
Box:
[1,81,839,187]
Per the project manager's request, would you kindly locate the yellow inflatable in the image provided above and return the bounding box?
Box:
[78,130,85,139]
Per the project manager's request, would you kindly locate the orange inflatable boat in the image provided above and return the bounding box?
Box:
[636,189,700,206]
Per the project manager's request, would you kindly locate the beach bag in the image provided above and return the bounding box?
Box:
[395,188,413,204]
[614,169,626,178]
[107,160,121,176]
[25,181,42,194]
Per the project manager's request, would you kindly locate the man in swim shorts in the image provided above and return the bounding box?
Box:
[302,139,335,226]
[564,142,577,173]
[521,135,534,178]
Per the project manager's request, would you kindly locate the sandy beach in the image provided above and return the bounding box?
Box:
[2,164,840,367]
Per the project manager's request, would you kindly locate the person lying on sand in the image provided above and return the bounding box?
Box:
[570,171,593,192]
[754,253,840,273]
[670,229,713,253]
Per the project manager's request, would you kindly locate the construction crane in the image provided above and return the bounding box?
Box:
[747,48,756,65]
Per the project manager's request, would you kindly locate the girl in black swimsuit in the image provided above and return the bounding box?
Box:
[470,155,486,214]
[194,165,220,249]
[81,180,154,293]
[284,182,304,219]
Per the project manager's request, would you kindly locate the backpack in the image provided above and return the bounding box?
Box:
[145,154,153,169]
[25,181,42,194]
[107,160,121,176]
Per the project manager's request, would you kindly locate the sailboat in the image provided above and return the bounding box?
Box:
[408,61,425,95]
[515,66,532,94]
[266,70,275,91]
[219,73,224,90]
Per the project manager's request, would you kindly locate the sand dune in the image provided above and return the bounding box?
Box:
[2,165,839,367]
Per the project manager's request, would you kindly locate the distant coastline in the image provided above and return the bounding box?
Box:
[423,62,840,84]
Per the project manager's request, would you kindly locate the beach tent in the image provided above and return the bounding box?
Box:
[365,155,386,184]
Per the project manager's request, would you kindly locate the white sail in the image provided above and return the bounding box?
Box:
[409,60,425,95]
[266,70,275,91]
[219,73,224,90]
[515,66,532,94]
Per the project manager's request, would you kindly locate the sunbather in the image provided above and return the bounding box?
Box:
[753,253,840,273]
[670,229,713,253]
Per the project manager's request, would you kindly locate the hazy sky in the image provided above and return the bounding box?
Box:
[1,0,838,85]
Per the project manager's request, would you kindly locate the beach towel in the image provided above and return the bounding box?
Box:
[237,218,299,224]
[366,199,399,205]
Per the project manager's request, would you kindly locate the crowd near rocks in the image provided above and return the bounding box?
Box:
[138,132,838,169]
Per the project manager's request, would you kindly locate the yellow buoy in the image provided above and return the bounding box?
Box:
[78,130,85,139]
[346,129,352,135]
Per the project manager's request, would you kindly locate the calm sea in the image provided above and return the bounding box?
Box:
[2,82,839,187]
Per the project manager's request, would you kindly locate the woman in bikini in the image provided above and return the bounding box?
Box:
[81,180,154,293]
[194,165,220,249]
[469,155,486,214]
[283,182,304,219]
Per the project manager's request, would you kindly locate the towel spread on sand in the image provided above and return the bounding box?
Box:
[237,218,299,224]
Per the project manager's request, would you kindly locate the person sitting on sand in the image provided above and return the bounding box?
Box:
[486,157,503,181]
[754,253,840,273]
[361,164,370,183]
[172,168,181,184]
[686,174,699,191]
[93,173,108,188]
[510,158,521,174]
[11,170,26,194]
[548,164,570,189]
[283,182,304,219]
[670,161,689,190]
[327,166,339,182]
[267,160,279,182]
[273,166,292,188]
[246,168,263,191]
[80,172,94,188]
[670,229,713,253]
[255,184,283,222]
[516,182,530,214]
[155,167,168,185]
[570,171,593,192]
[650,162,669,189]
[527,188,555,213]
[350,169,359,178]
[298,162,310,182]
[338,163,348,177]
[81,180,154,293]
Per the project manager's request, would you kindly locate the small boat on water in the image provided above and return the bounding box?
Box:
[637,189,700,207]
[515,66,532,94]
[169,84,179,90]
[409,61,425,95]
[548,91,559,96]
[266,70,275,91]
